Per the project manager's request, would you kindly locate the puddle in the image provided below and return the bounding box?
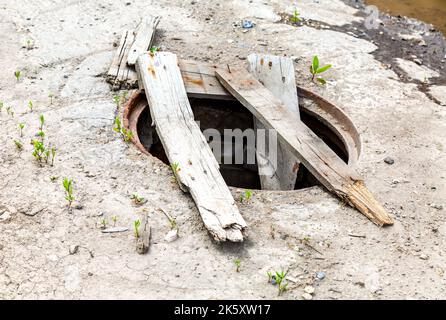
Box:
[365,0,446,35]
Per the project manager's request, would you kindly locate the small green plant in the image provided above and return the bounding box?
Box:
[267,270,289,295]
[18,123,25,137]
[28,100,33,112]
[234,259,241,272]
[31,139,45,162]
[113,116,122,133]
[14,139,23,151]
[50,176,58,183]
[6,106,14,117]
[113,95,120,109]
[100,218,107,229]
[50,147,56,166]
[14,70,21,81]
[171,162,180,173]
[131,193,145,205]
[122,127,134,142]
[310,56,332,85]
[111,215,118,227]
[291,9,301,23]
[48,92,54,104]
[63,177,75,208]
[275,271,288,296]
[134,219,141,238]
[149,46,159,54]
[26,39,34,49]
[39,114,45,131]
[0,101,3,112]
[240,189,253,203]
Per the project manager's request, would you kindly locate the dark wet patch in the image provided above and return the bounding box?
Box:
[279,0,445,105]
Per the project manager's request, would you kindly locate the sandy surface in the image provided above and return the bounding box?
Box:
[0,0,445,299]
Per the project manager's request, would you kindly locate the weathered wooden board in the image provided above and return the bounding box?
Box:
[247,54,301,190]
[127,16,161,66]
[136,52,247,242]
[215,66,393,226]
[106,30,138,89]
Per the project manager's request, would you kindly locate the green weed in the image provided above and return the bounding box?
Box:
[134,219,141,238]
[14,70,21,81]
[310,55,332,85]
[63,177,75,208]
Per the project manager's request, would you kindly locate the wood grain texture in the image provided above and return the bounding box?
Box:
[247,54,301,190]
[127,16,160,66]
[106,30,138,90]
[215,66,393,226]
[136,52,247,242]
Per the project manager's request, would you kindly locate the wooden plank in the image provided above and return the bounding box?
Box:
[215,66,393,227]
[127,16,161,66]
[106,30,138,90]
[136,52,247,242]
[247,54,301,190]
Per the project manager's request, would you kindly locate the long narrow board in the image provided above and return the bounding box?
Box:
[136,52,247,242]
[247,54,301,190]
[215,67,393,226]
[127,16,160,66]
[106,30,138,89]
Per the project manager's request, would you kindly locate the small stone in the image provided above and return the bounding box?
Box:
[164,229,179,242]
[430,204,443,210]
[69,245,79,255]
[0,211,11,222]
[419,254,428,260]
[74,203,84,210]
[101,227,129,233]
[384,157,395,165]
[302,292,313,300]
[316,271,326,280]
[304,286,315,294]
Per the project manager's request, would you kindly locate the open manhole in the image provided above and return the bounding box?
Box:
[124,90,361,191]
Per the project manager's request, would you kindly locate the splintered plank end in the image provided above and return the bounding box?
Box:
[345,180,394,226]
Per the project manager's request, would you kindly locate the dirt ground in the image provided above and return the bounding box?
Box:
[0,0,445,300]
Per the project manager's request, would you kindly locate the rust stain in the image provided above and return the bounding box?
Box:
[260,58,264,65]
[183,75,204,86]
[292,162,300,173]
[148,65,156,78]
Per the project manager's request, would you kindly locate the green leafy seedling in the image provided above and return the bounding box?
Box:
[171,162,180,173]
[113,95,120,109]
[267,271,273,283]
[26,39,34,49]
[111,215,118,227]
[134,219,141,238]
[31,139,45,162]
[63,177,75,208]
[100,218,107,229]
[275,271,289,296]
[6,106,14,117]
[291,9,301,23]
[14,140,23,151]
[48,92,54,105]
[131,193,145,205]
[28,100,33,112]
[234,259,241,272]
[14,70,21,81]
[113,116,122,133]
[50,176,58,183]
[50,147,56,166]
[19,123,25,137]
[39,114,45,131]
[122,128,134,142]
[149,46,159,54]
[240,189,253,203]
[310,55,332,85]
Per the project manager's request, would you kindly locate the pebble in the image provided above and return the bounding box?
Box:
[304,286,315,294]
[316,271,326,280]
[384,157,395,165]
[302,292,313,300]
[69,245,79,255]
[430,204,443,210]
[419,254,428,260]
[101,227,129,233]
[165,229,179,242]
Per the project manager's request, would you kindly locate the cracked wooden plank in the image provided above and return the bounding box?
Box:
[215,66,393,227]
[136,52,247,242]
[127,16,161,66]
[247,54,301,190]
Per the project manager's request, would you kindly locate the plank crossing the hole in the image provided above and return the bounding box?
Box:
[247,54,301,190]
[136,52,247,242]
[215,66,393,227]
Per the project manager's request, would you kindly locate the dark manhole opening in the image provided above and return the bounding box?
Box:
[137,98,349,190]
